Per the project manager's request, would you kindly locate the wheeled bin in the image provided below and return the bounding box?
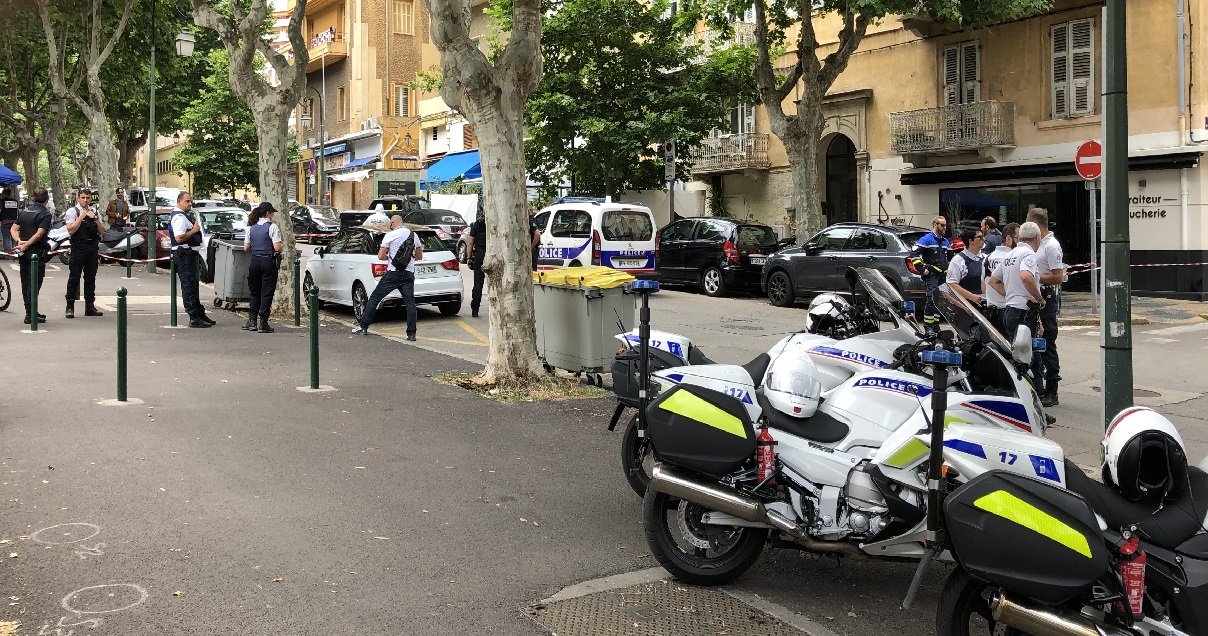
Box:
[211,238,251,311]
[533,267,635,378]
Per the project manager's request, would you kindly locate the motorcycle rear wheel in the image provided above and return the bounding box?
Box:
[58,249,70,265]
[621,415,652,497]
[642,487,766,586]
[936,568,1025,635]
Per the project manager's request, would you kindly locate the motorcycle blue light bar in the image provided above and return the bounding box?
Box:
[1032,338,1047,352]
[901,301,916,313]
[920,349,963,366]
[632,280,660,292]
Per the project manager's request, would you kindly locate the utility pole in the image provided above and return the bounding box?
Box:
[1101,0,1133,429]
[147,0,158,274]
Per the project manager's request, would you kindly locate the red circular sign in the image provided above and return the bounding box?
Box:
[1075,140,1102,180]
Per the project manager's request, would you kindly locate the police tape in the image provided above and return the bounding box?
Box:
[98,253,171,264]
[1066,261,1208,275]
[0,247,70,258]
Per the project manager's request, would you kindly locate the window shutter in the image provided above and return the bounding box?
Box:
[1051,23,1070,118]
[742,105,754,135]
[1069,18,1095,117]
[395,86,409,117]
[742,5,755,23]
[942,44,960,106]
[960,41,980,103]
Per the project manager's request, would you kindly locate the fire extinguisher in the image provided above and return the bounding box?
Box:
[756,423,776,483]
[1117,533,1147,619]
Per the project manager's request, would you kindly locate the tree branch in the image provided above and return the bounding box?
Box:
[817,12,869,90]
[94,0,137,71]
[497,0,542,94]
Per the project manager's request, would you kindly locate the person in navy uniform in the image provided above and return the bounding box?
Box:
[243,202,284,333]
[168,191,215,328]
[63,189,105,319]
[1026,207,1065,407]
[945,227,984,305]
[465,211,487,318]
[10,187,52,324]
[528,204,542,271]
[910,216,951,335]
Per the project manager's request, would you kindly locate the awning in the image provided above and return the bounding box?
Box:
[343,156,377,169]
[330,170,372,182]
[421,150,480,190]
[0,164,22,186]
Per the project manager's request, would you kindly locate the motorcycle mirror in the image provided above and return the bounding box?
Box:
[1011,326,1032,365]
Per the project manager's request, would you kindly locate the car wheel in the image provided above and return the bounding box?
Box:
[766,269,796,307]
[303,272,324,309]
[352,282,368,322]
[700,266,727,297]
[437,301,461,316]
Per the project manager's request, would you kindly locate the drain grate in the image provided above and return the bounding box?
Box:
[528,580,808,635]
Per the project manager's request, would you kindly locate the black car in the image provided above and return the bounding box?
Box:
[656,217,789,297]
[761,222,930,307]
[290,205,341,244]
[402,208,468,252]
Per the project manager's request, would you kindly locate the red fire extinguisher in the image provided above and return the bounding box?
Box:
[1118,534,1147,618]
[756,423,776,483]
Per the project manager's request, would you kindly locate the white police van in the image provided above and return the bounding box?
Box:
[533,198,657,276]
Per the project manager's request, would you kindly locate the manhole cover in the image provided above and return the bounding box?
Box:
[528,580,807,635]
[1090,386,1162,398]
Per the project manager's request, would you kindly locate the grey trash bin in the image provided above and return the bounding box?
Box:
[211,238,251,310]
[534,267,635,374]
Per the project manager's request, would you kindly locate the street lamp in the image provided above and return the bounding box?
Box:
[300,87,325,206]
[146,13,196,273]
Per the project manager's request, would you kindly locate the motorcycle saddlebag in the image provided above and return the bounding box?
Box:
[945,471,1111,605]
[646,384,756,476]
[611,347,688,408]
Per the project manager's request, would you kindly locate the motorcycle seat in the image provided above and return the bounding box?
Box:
[687,346,715,366]
[741,353,770,386]
[757,391,849,443]
[1064,459,1208,551]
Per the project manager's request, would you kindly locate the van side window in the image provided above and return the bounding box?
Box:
[533,211,551,233]
[550,209,592,238]
[603,210,654,241]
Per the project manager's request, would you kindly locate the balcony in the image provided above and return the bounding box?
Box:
[890,100,1015,165]
[683,22,756,64]
[306,29,347,72]
[691,133,771,175]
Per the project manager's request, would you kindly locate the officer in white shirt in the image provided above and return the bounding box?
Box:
[352,214,423,340]
[982,222,1018,334]
[987,221,1044,344]
[168,191,214,328]
[945,228,985,305]
[1026,208,1065,406]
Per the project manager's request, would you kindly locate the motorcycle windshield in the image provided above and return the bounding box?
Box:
[932,283,1013,352]
[849,267,909,327]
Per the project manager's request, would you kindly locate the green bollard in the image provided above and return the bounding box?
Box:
[30,253,39,332]
[117,287,127,401]
[309,286,319,390]
[169,252,178,327]
[293,258,301,327]
[125,237,132,278]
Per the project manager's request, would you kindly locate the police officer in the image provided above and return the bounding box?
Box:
[168,191,215,328]
[0,187,19,257]
[988,221,1044,342]
[63,189,106,319]
[1026,208,1065,407]
[10,188,52,324]
[465,210,487,318]
[528,204,542,272]
[910,216,951,335]
[982,222,1018,334]
[980,216,1002,255]
[945,228,984,305]
[243,202,284,333]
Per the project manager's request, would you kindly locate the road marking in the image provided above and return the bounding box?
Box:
[1146,337,1178,344]
[1063,325,1095,331]
[375,324,487,347]
[1145,321,1208,336]
[457,320,489,345]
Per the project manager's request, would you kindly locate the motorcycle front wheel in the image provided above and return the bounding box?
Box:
[621,415,652,497]
[642,486,766,586]
[936,568,1025,635]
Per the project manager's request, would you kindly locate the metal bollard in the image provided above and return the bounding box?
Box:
[117,288,127,401]
[125,238,132,278]
[169,252,178,327]
[30,253,39,332]
[293,258,301,327]
[308,286,319,389]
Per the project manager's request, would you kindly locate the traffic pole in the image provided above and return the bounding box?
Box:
[117,288,127,402]
[308,286,320,389]
[30,253,39,332]
[293,258,301,327]
[169,252,178,327]
[124,238,132,278]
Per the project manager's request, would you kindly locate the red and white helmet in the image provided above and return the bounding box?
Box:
[1102,407,1188,502]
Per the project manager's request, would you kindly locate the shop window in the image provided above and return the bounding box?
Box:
[1051,18,1095,119]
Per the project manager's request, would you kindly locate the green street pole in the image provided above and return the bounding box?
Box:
[1101,0,1133,429]
[146,0,158,275]
[308,286,320,389]
[125,237,132,278]
[29,253,39,332]
[117,287,127,401]
[169,252,178,327]
[293,258,301,327]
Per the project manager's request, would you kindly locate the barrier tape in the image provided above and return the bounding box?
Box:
[1066,261,1208,276]
[1,247,70,257]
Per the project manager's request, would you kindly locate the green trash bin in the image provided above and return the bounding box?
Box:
[533,267,635,374]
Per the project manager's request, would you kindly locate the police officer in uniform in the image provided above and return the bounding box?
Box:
[982,223,1018,334]
[910,216,951,335]
[243,202,283,333]
[0,187,19,256]
[945,228,984,305]
[1026,208,1065,407]
[10,187,52,323]
[168,191,214,328]
[63,189,105,318]
[988,221,1044,341]
[465,211,487,318]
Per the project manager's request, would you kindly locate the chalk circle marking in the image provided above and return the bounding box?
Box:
[30,522,101,545]
[61,584,149,615]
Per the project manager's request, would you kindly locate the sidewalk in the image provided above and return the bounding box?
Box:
[1058,291,1208,325]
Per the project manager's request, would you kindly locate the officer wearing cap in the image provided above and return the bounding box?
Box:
[243,202,284,333]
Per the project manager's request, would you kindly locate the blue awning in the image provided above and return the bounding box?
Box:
[0,164,22,186]
[343,156,377,169]
[421,150,480,190]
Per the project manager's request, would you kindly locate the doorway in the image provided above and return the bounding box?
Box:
[825,134,858,224]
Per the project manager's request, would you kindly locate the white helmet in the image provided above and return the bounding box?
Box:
[1102,407,1188,502]
[762,355,822,419]
[805,293,851,335]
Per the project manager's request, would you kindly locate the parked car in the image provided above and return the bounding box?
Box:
[290,205,341,244]
[532,199,657,276]
[401,208,467,251]
[656,217,790,297]
[367,196,430,215]
[761,222,929,307]
[127,187,184,216]
[303,224,463,320]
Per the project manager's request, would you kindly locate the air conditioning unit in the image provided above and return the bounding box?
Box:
[361,117,380,131]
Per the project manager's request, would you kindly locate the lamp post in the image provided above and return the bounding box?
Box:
[301,87,325,206]
[146,4,195,274]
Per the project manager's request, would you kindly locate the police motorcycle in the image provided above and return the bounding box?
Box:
[935,407,1208,636]
[633,280,1056,585]
[48,219,145,266]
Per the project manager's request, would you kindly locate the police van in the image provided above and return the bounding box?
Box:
[533,198,657,276]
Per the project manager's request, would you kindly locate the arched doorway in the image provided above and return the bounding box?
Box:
[824,134,858,224]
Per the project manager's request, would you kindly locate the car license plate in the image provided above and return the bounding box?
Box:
[417,264,437,275]
[616,259,644,268]
[749,256,766,266]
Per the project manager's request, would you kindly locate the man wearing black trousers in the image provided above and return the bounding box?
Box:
[63,189,105,319]
[168,191,215,328]
[465,213,486,318]
[10,188,51,324]
[243,202,283,333]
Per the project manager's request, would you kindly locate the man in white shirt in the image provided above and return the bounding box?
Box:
[63,189,106,319]
[1026,208,1065,406]
[169,191,214,328]
[982,222,1018,334]
[988,221,1044,344]
[353,214,424,340]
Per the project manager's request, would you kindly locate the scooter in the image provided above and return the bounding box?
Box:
[48,221,146,265]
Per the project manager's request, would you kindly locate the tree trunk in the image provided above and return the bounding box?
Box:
[250,105,298,317]
[20,148,38,190]
[46,142,66,212]
[780,107,824,240]
[117,133,145,185]
[86,113,119,218]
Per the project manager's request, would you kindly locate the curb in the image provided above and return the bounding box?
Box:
[1059,316,1151,326]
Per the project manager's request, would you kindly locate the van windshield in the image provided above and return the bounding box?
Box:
[602,210,653,241]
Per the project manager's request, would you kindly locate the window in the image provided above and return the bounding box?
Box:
[692,219,729,242]
[740,5,755,23]
[603,210,654,241]
[336,86,347,121]
[326,231,354,254]
[392,0,414,35]
[659,220,695,241]
[550,209,592,238]
[394,85,410,117]
[344,230,375,255]
[846,229,888,251]
[1052,18,1095,119]
[728,105,754,135]
[737,225,778,249]
[814,227,854,250]
[431,127,439,141]
[533,211,551,233]
[942,41,979,105]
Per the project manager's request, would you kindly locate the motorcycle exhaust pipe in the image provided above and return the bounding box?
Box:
[649,464,765,522]
[990,591,1131,636]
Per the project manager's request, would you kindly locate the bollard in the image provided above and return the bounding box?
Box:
[125,237,132,278]
[169,252,178,327]
[117,288,127,401]
[30,253,39,332]
[308,286,319,389]
[293,258,301,327]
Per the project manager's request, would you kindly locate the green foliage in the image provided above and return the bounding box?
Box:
[172,49,260,197]
[525,0,757,198]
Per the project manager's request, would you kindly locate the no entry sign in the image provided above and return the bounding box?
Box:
[1075,140,1102,181]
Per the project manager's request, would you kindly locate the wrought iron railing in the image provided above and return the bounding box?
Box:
[683,22,756,62]
[890,101,1015,154]
[690,133,771,174]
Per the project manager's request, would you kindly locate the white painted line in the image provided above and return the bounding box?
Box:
[1063,325,1094,331]
[722,588,842,636]
[540,567,668,604]
[1146,337,1178,344]
[1145,321,1208,336]
[1085,331,1100,337]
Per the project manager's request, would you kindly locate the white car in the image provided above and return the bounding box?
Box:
[304,224,463,320]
